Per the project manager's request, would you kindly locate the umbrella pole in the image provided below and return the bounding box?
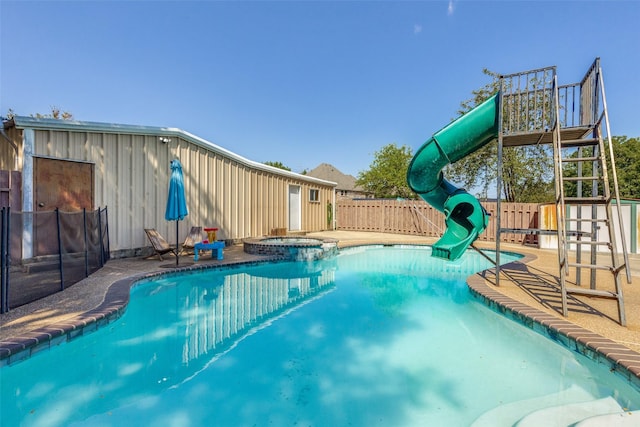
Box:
[175,220,179,266]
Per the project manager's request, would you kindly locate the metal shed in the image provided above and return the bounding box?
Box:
[1,117,336,256]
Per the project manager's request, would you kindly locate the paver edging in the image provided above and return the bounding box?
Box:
[0,258,281,366]
[467,259,640,391]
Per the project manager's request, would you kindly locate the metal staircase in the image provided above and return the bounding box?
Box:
[496,58,631,325]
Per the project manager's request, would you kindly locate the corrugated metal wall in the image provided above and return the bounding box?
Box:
[4,124,334,252]
[0,126,22,171]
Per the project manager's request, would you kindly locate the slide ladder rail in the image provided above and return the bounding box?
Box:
[494,58,629,326]
[555,59,629,326]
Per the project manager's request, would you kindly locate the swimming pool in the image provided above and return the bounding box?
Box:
[1,246,639,426]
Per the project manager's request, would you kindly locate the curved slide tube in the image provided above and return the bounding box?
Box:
[407,94,500,261]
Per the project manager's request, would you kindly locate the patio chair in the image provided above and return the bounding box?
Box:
[144,228,178,261]
[179,226,205,255]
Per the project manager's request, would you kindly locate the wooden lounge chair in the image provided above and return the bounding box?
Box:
[179,226,205,255]
[144,228,178,261]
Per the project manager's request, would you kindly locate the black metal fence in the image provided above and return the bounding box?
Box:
[0,207,110,313]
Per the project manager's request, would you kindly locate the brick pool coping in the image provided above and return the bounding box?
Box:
[467,253,640,391]
[2,243,640,393]
[0,259,281,367]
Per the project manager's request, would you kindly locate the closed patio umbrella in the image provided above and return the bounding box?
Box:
[165,158,188,266]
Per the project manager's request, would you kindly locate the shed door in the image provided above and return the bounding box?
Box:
[288,185,301,231]
[34,157,94,212]
[33,158,95,256]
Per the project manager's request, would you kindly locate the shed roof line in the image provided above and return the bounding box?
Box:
[9,116,337,187]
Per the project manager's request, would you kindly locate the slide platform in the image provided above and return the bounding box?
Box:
[407,94,500,261]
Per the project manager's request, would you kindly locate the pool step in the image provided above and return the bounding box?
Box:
[471,387,633,427]
[515,396,624,427]
[471,385,594,427]
[573,410,640,426]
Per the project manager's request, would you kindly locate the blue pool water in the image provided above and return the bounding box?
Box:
[1,246,639,426]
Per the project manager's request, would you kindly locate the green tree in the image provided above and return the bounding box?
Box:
[263,161,291,171]
[356,143,415,199]
[613,136,640,198]
[446,69,554,202]
[563,136,640,199]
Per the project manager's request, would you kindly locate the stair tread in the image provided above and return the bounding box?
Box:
[564,195,608,200]
[562,176,602,181]
[471,386,594,427]
[574,410,640,426]
[566,287,620,299]
[568,262,613,270]
[561,138,600,147]
[564,197,609,205]
[565,217,608,222]
[515,396,623,427]
[562,156,600,162]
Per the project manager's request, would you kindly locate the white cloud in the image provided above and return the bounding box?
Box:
[448,0,455,16]
[414,24,423,35]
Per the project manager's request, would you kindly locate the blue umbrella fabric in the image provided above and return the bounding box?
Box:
[165,159,188,265]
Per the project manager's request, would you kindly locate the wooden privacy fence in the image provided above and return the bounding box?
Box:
[336,199,539,245]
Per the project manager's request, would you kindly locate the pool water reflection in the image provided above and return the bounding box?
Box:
[1,246,638,426]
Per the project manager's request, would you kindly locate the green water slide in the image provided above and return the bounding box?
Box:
[406,93,500,261]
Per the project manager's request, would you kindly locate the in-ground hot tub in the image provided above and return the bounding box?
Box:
[243,236,338,261]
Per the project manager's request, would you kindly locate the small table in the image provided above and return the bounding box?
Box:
[194,241,225,261]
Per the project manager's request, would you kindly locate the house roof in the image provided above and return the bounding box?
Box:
[8,116,337,188]
[306,163,365,192]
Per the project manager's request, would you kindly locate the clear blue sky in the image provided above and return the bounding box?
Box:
[2,1,639,177]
